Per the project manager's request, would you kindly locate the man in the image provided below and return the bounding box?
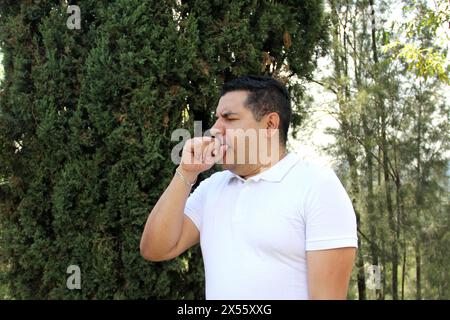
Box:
[140,75,358,300]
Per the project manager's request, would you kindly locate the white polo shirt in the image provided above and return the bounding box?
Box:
[184,152,358,300]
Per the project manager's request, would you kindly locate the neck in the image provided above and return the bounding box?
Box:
[241,147,288,180]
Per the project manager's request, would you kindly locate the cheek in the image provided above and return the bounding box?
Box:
[223,120,261,147]
[225,132,255,154]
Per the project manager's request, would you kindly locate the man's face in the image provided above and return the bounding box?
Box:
[210,90,270,173]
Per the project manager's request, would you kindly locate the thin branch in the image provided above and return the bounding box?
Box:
[305,78,337,94]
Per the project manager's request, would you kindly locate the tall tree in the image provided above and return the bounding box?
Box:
[314,0,449,299]
[0,0,328,298]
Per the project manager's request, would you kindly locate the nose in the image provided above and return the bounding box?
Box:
[209,127,221,138]
[210,119,225,138]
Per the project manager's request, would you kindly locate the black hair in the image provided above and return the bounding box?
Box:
[220,75,291,145]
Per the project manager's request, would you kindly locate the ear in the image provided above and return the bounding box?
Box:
[264,112,280,138]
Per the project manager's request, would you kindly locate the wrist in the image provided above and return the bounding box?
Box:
[175,166,198,186]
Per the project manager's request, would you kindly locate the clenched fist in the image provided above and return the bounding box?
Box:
[178,137,228,179]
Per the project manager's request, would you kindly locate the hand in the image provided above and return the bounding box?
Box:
[179,137,228,178]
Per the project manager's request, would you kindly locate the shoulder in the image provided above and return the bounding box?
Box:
[288,154,338,185]
[195,170,232,190]
[204,170,232,183]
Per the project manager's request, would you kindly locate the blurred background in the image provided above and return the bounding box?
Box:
[0,0,448,299]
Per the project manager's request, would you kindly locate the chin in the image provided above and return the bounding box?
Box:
[219,162,233,171]
[219,160,237,172]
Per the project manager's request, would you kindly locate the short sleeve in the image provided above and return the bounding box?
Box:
[304,168,358,251]
[184,175,212,233]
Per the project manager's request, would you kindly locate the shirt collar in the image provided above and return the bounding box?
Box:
[226,152,301,183]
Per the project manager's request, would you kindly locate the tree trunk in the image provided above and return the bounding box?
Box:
[401,240,406,300]
[357,4,380,299]
[416,241,422,300]
[369,0,398,299]
[381,238,387,300]
[329,0,366,299]
[362,111,381,299]
[394,142,404,300]
[382,114,399,300]
[415,91,423,300]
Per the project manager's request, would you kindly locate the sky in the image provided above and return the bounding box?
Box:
[288,56,338,168]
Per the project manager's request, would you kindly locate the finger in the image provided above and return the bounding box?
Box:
[182,139,195,165]
[197,137,215,157]
[213,144,228,164]
[209,138,221,158]
[184,137,215,165]
[204,139,220,164]
[192,139,205,164]
[199,136,214,145]
[203,140,218,165]
[212,138,222,156]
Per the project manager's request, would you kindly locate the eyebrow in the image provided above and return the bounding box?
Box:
[216,111,239,118]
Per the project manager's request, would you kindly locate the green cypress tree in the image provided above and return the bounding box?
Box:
[0,0,328,299]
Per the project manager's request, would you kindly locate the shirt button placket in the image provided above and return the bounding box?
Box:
[232,181,247,223]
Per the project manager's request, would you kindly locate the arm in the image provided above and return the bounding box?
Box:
[306,247,356,299]
[139,167,200,261]
[140,137,226,261]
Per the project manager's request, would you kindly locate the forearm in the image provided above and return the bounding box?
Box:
[140,136,223,260]
[306,248,356,300]
[140,167,197,258]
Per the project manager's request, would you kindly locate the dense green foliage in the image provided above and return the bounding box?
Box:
[0,0,327,299]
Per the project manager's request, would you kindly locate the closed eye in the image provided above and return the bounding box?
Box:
[215,111,239,120]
